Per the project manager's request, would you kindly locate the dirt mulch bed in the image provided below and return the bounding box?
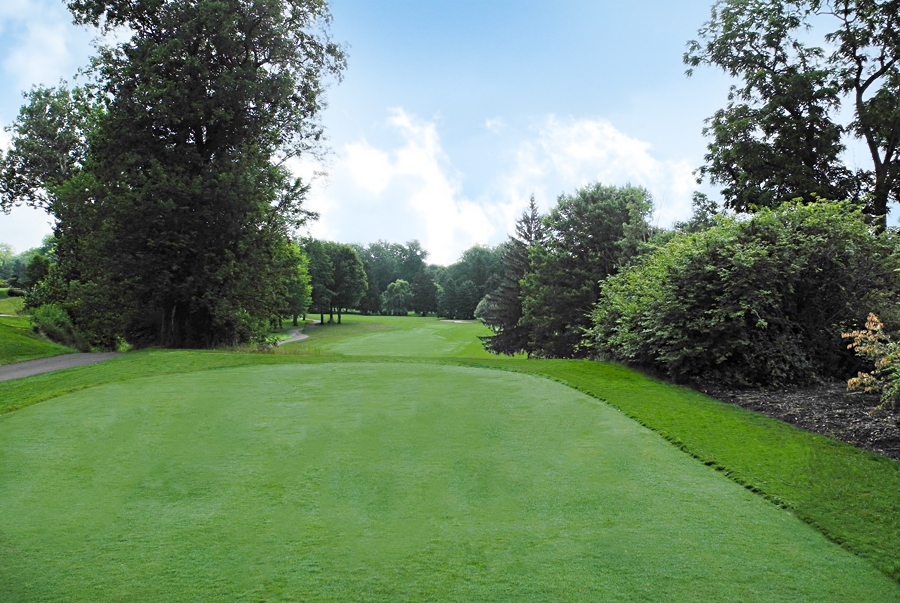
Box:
[696,382,900,462]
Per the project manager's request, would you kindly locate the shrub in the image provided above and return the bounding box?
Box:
[586,201,900,387]
[30,303,91,352]
[7,288,26,297]
[843,313,900,410]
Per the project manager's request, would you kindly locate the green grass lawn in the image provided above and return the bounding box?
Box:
[0,292,25,315]
[0,316,74,366]
[0,288,75,365]
[2,362,896,602]
[1,315,899,600]
[280,314,499,358]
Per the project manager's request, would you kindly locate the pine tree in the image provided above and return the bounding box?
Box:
[479,196,544,355]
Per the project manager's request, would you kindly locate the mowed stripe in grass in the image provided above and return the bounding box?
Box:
[1,363,897,602]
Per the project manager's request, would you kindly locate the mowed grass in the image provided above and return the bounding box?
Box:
[2,362,897,602]
[0,317,74,366]
[0,288,75,365]
[1,315,900,598]
[279,314,499,358]
[0,290,25,315]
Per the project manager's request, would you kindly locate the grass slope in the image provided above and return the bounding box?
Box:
[1,363,896,602]
[0,289,74,365]
[0,316,74,366]
[1,315,898,594]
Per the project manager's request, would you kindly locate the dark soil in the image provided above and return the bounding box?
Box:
[697,382,900,462]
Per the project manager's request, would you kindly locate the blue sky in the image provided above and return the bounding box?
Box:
[0,0,733,264]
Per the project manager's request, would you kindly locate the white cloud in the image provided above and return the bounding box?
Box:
[485,117,506,133]
[296,111,699,266]
[3,20,72,90]
[0,0,93,95]
[344,142,392,195]
[499,116,697,228]
[297,109,498,265]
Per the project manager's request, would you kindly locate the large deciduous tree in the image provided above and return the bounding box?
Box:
[410,270,438,316]
[1,0,344,348]
[381,279,412,315]
[686,0,900,225]
[325,242,367,323]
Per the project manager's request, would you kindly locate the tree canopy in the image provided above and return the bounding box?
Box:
[519,183,655,358]
[0,0,344,348]
[686,0,900,224]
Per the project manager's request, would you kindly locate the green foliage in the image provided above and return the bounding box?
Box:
[437,277,481,320]
[410,270,438,315]
[0,237,56,284]
[304,237,335,321]
[520,182,654,358]
[30,303,91,352]
[325,242,367,323]
[589,201,900,386]
[0,86,96,212]
[1,0,344,349]
[24,254,50,288]
[281,243,312,327]
[685,0,900,223]
[480,196,544,355]
[352,240,428,312]
[380,279,412,315]
[434,244,505,320]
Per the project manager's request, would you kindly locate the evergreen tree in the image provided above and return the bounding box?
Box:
[520,183,654,358]
[479,196,544,355]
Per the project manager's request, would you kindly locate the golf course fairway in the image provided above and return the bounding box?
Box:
[1,360,897,602]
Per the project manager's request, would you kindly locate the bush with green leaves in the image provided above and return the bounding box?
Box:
[30,303,91,352]
[586,201,900,387]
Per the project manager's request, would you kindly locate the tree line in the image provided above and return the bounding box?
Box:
[476,0,900,388]
[299,238,506,323]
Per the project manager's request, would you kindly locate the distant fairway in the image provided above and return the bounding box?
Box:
[1,361,897,602]
[309,316,496,357]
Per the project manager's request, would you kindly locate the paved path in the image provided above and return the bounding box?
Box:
[277,319,320,346]
[0,353,123,382]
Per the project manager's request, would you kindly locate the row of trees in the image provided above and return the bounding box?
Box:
[0,238,54,290]
[478,185,900,388]
[478,0,900,387]
[299,238,505,321]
